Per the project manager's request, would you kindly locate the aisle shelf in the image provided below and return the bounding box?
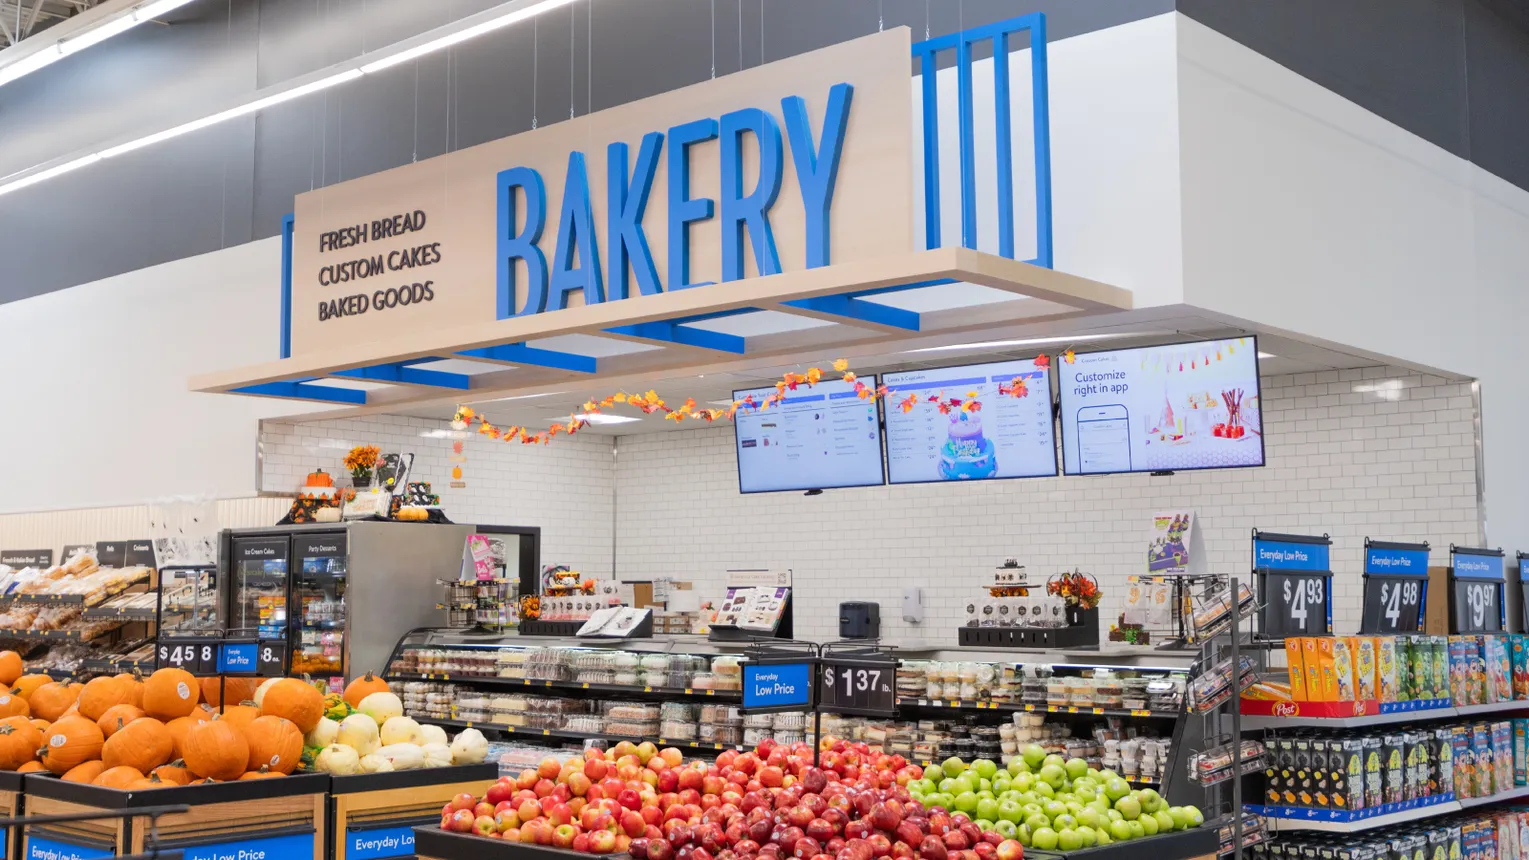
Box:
[1251,794,1459,833]
[897,698,1177,719]
[1459,785,1529,808]
[1241,698,1529,730]
[0,578,147,608]
[388,671,742,701]
[431,717,744,752]
[0,621,127,641]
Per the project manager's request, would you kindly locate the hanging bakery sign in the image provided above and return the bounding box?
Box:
[287,29,912,356]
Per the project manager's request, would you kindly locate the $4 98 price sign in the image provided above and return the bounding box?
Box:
[1361,578,1424,633]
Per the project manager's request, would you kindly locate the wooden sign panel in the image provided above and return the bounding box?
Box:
[289,29,913,356]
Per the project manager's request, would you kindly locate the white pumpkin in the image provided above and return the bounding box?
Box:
[379,715,421,746]
[358,691,404,725]
[336,713,382,755]
[253,677,282,708]
[315,743,361,775]
[416,724,449,747]
[357,753,394,774]
[420,742,453,768]
[374,742,425,771]
[305,717,340,749]
[450,728,489,765]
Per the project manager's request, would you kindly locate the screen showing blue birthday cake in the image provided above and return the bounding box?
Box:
[883,359,1057,484]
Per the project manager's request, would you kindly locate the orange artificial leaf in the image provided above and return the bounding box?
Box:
[806,367,823,384]
[1034,354,1050,369]
[966,390,979,399]
[842,371,857,385]
[832,358,849,372]
[1063,348,1076,364]
[665,411,684,422]
[582,400,599,413]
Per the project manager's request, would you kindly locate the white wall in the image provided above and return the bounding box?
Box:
[258,415,616,580]
[613,367,1479,645]
[1173,14,1529,552]
[0,237,315,514]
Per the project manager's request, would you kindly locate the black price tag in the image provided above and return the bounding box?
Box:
[95,542,127,568]
[1361,577,1426,634]
[0,550,52,568]
[817,658,896,717]
[124,541,156,567]
[1453,579,1503,633]
[1261,572,1330,637]
[158,639,221,675]
[257,639,287,677]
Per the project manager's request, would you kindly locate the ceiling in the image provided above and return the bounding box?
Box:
[0,0,101,45]
[394,313,1394,436]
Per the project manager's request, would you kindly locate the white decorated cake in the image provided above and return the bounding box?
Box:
[939,411,998,479]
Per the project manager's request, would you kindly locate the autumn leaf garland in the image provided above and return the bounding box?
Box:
[451,356,1048,446]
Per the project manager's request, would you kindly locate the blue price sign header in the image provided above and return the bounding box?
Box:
[1254,538,1330,572]
[179,831,314,860]
[27,837,113,860]
[218,643,256,673]
[349,826,415,860]
[1366,546,1429,575]
[742,662,812,710]
[1453,550,1506,580]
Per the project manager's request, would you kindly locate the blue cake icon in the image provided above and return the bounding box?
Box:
[939,411,998,479]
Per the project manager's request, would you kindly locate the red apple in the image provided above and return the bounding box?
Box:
[450,793,478,812]
[867,834,892,858]
[664,820,694,847]
[794,838,823,859]
[971,844,994,860]
[552,824,578,848]
[650,839,677,860]
[449,809,476,833]
[624,810,648,837]
[590,829,619,854]
[957,823,981,846]
[845,820,874,842]
[918,837,948,860]
[941,833,969,852]
[574,833,593,853]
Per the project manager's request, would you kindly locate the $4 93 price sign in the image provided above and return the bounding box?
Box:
[817,659,896,717]
[1361,577,1425,634]
[1262,572,1330,637]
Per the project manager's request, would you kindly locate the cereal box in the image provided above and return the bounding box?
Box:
[1493,721,1512,792]
[1451,637,1471,704]
[1514,719,1528,786]
[1473,723,1495,795]
[1334,637,1358,702]
[1511,634,1529,700]
[1354,637,1379,701]
[1488,636,1514,702]
[1287,637,1310,701]
[1434,726,1454,797]
[1314,637,1339,701]
[1377,636,1400,702]
[1452,725,1472,797]
[1410,635,1434,701]
[1434,636,1452,702]
[1472,636,1490,704]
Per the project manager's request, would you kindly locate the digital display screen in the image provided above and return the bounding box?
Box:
[1059,337,1264,475]
[882,359,1056,483]
[733,377,886,493]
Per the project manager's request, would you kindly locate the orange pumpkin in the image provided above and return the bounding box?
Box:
[29,719,48,733]
[93,766,144,789]
[0,652,22,686]
[151,760,191,785]
[182,716,247,781]
[127,774,166,790]
[103,718,172,772]
[98,705,146,737]
[79,675,138,721]
[238,765,283,780]
[16,760,45,773]
[342,673,390,708]
[0,690,29,719]
[142,668,200,720]
[218,702,260,733]
[62,760,106,783]
[38,715,104,775]
[201,676,259,708]
[29,682,80,722]
[244,716,302,775]
[0,716,41,770]
[258,679,324,732]
[12,674,52,700]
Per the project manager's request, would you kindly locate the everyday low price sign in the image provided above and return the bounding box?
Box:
[26,836,113,860]
[742,662,812,711]
[347,825,415,860]
[1253,531,1333,638]
[175,831,314,860]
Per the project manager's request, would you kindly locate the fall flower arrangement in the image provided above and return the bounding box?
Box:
[344,445,381,486]
[1048,569,1101,611]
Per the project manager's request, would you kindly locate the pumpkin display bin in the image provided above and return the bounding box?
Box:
[0,770,23,860]
[328,764,498,860]
[21,770,328,860]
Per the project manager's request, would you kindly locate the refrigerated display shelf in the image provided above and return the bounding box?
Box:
[388,672,742,701]
[430,717,745,752]
[897,698,1177,719]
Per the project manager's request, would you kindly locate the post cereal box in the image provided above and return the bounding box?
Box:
[1314,637,1339,701]
[1334,637,1358,702]
[1287,637,1310,701]
[1355,637,1379,701]
[1377,637,1400,703]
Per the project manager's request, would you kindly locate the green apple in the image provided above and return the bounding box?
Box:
[1064,758,1089,781]
[954,792,979,813]
[1042,801,1068,820]
[954,776,978,796]
[1064,801,1083,816]
[1025,814,1051,833]
[1011,773,1035,793]
[1154,810,1176,833]
[1138,788,1164,813]
[942,757,968,779]
[978,779,993,795]
[1076,826,1097,847]
[1042,754,1065,770]
[992,776,1011,794]
[1104,777,1131,801]
[1077,807,1102,829]
[1106,809,1123,822]
[1038,764,1066,790]
[1114,796,1142,821]
[938,778,958,794]
[1109,820,1133,841]
[1031,828,1059,851]
[1185,806,1204,826]
[994,820,1018,839]
[1053,814,1077,831]
[973,759,998,780]
[1033,781,1055,799]
[1022,745,1047,769]
[1127,821,1144,839]
[1139,813,1159,836]
[1021,803,1042,818]
[1089,798,1112,816]
[1095,830,1112,846]
[1006,757,1025,776]
[1058,829,1083,851]
[997,801,1023,824]
[1096,769,1119,782]
[1072,785,1097,802]
[1072,777,1097,793]
[1167,807,1190,830]
[976,798,999,821]
[976,820,995,833]
[929,793,953,811]
[1015,824,1032,847]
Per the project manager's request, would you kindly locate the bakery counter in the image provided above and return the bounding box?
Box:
[418,629,751,653]
[888,642,1198,668]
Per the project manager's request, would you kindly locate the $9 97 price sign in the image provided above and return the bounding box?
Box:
[1453,579,1502,633]
[817,659,896,717]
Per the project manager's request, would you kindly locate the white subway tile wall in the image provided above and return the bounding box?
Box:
[612,367,1481,644]
[248,367,1478,645]
[258,414,615,579]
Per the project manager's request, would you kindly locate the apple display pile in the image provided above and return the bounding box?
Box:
[907,745,1204,852]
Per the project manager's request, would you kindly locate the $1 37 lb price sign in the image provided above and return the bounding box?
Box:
[817,658,896,717]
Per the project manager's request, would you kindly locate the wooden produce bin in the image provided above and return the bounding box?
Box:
[22,772,329,860]
[330,765,498,860]
[0,771,22,860]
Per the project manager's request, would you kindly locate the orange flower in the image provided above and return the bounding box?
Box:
[832,358,849,372]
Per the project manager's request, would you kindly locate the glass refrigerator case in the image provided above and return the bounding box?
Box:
[292,533,347,681]
[228,536,289,639]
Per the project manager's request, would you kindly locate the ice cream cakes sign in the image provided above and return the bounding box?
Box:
[288,28,912,356]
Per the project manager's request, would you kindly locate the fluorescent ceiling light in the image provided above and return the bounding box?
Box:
[360,0,578,74]
[476,391,565,403]
[1257,352,1275,359]
[0,0,198,87]
[0,49,61,87]
[57,14,140,55]
[905,333,1144,354]
[577,413,642,425]
[0,154,101,198]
